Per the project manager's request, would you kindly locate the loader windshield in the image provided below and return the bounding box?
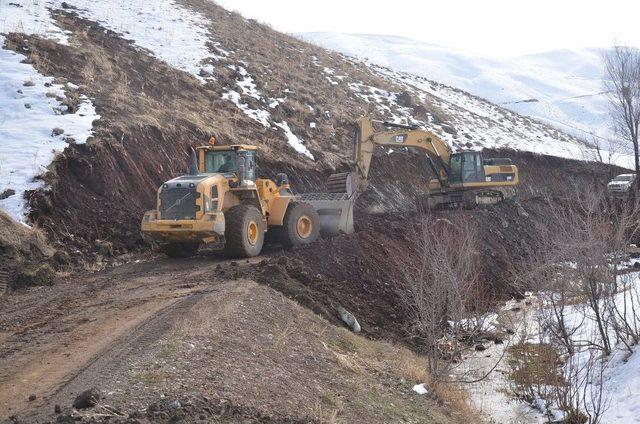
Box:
[204,151,238,174]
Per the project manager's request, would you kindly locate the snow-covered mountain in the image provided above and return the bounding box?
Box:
[297,32,612,142]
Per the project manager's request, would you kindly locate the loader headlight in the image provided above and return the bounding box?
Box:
[163,184,169,189]
[189,183,196,188]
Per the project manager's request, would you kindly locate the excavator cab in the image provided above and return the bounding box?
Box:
[449,151,486,184]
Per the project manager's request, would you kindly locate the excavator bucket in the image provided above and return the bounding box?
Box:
[297,173,356,237]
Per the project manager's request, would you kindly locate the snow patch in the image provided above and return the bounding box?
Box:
[222,90,270,128]
[275,121,313,160]
[49,0,219,82]
[0,0,70,44]
[412,383,428,395]
[0,41,99,222]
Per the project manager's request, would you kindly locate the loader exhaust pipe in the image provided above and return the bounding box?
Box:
[188,147,199,175]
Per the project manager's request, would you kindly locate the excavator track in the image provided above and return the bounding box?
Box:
[421,187,515,211]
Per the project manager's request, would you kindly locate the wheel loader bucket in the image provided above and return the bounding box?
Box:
[297,173,356,237]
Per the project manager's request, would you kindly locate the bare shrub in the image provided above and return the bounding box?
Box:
[397,212,487,381]
[516,183,640,421]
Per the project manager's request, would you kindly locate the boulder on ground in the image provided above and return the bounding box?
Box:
[73,388,101,409]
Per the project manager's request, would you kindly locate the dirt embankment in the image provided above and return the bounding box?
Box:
[253,150,621,344]
[0,211,73,290]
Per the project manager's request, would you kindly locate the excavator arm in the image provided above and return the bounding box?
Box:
[353,117,454,191]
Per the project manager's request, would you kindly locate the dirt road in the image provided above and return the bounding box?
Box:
[0,253,259,419]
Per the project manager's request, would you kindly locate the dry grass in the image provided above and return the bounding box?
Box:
[0,211,52,255]
[325,326,481,423]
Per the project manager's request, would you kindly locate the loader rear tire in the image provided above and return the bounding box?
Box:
[161,242,200,258]
[224,205,265,258]
[280,202,320,248]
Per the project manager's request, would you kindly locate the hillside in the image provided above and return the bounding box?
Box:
[0,0,627,254]
[297,32,615,146]
[1,1,636,422]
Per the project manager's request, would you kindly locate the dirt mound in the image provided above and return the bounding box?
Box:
[0,211,67,290]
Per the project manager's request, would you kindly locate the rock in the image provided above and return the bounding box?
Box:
[95,240,114,257]
[23,80,35,87]
[0,189,15,200]
[52,250,72,267]
[28,394,36,401]
[51,127,64,136]
[72,388,101,409]
[54,404,62,414]
[474,344,486,351]
[167,399,181,411]
[494,337,504,345]
[337,306,361,333]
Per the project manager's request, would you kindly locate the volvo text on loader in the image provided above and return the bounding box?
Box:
[141,139,348,258]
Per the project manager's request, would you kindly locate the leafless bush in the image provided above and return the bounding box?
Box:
[555,340,609,424]
[397,212,487,380]
[516,183,640,421]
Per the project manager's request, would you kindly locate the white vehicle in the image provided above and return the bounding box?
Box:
[607,174,637,194]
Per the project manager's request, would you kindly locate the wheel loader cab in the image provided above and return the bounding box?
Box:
[449,151,485,184]
[200,146,256,182]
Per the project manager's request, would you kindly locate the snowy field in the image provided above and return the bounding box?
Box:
[0,0,314,221]
[458,273,640,424]
[0,0,98,222]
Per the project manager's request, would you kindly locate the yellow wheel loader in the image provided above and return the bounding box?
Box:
[141,139,339,258]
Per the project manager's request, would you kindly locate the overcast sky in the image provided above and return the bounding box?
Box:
[215,0,640,57]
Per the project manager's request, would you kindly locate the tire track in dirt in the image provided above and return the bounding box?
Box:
[11,290,211,421]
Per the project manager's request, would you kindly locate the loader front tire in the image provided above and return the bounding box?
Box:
[224,205,265,258]
[161,242,200,258]
[280,202,320,248]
